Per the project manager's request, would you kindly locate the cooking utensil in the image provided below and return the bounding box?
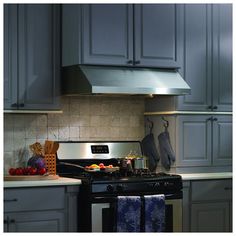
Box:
[44,140,54,154]
[51,142,59,154]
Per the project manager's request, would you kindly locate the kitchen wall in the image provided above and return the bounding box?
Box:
[4,96,145,173]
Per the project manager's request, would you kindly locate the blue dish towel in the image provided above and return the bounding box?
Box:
[116,196,141,232]
[144,194,165,232]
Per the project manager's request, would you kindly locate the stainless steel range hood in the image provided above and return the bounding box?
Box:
[61,65,191,96]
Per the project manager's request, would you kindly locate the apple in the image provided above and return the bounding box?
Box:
[38,168,47,175]
[15,168,23,175]
[29,167,37,175]
[8,168,16,176]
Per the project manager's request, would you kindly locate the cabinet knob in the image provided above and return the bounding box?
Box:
[207,106,212,109]
[134,60,140,65]
[11,103,18,108]
[19,103,25,107]
[213,106,218,110]
[4,219,8,224]
[206,117,213,121]
[126,60,133,64]
[9,219,15,224]
[213,118,218,121]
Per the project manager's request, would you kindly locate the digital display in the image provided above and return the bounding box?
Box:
[91,145,109,154]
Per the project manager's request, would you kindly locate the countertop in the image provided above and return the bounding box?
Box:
[4,172,232,188]
[4,177,82,188]
[179,172,232,181]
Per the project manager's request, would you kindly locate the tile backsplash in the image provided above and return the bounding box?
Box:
[4,96,145,173]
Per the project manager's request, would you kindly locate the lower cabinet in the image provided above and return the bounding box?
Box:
[176,115,232,168]
[4,211,65,232]
[183,179,232,232]
[4,185,80,232]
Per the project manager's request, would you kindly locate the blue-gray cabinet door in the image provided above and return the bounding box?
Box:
[4,5,18,110]
[212,4,232,111]
[212,116,232,166]
[176,115,212,167]
[82,4,133,66]
[17,4,60,110]
[134,4,183,68]
[6,211,65,232]
[177,4,212,111]
[191,202,230,232]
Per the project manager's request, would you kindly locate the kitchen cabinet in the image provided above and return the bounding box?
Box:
[212,4,232,111]
[62,4,183,68]
[4,186,79,232]
[145,4,232,112]
[4,4,60,110]
[176,115,232,167]
[190,179,232,232]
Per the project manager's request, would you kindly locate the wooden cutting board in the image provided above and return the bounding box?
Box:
[4,175,60,181]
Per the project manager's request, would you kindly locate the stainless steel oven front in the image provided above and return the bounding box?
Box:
[91,194,183,232]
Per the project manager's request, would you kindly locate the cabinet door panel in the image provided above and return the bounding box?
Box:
[176,116,211,166]
[191,202,230,232]
[82,4,133,65]
[177,4,211,111]
[212,4,232,111]
[212,116,232,166]
[7,211,65,232]
[4,5,18,109]
[135,4,182,68]
[18,4,60,109]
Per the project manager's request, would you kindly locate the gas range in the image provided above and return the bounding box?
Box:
[56,141,183,232]
[56,141,182,194]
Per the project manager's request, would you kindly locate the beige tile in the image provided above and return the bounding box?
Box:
[90,116,101,126]
[69,126,80,138]
[36,126,48,139]
[58,126,70,140]
[25,127,37,138]
[69,115,81,127]
[13,114,26,127]
[80,126,90,138]
[58,115,70,126]
[37,115,48,126]
[110,116,120,126]
[48,127,59,140]
[119,116,130,127]
[79,115,90,126]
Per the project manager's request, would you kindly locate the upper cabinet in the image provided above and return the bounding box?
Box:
[177,4,232,112]
[145,4,232,113]
[212,4,232,111]
[4,4,60,110]
[62,4,183,68]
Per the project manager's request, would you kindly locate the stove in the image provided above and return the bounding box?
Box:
[56,141,183,232]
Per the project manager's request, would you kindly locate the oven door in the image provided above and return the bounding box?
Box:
[91,195,182,232]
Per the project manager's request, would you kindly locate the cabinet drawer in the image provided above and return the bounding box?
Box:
[4,187,65,212]
[191,179,232,201]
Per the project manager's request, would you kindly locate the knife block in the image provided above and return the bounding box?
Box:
[44,154,56,175]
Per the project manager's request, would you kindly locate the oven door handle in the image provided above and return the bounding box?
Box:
[93,193,182,202]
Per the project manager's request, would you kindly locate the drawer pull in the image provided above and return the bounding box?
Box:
[4,198,18,202]
[4,219,8,224]
[224,187,232,191]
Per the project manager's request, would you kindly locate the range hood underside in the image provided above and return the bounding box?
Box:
[62,65,191,96]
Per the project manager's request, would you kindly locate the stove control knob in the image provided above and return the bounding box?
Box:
[164,182,169,187]
[116,184,124,192]
[107,184,114,193]
[153,182,160,189]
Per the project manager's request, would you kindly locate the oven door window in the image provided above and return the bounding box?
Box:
[91,199,182,232]
[92,203,115,232]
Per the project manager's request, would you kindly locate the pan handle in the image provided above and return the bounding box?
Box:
[57,161,85,170]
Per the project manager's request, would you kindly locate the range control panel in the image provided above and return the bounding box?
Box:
[91,145,109,154]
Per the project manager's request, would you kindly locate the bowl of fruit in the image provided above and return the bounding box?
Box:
[85,163,119,172]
